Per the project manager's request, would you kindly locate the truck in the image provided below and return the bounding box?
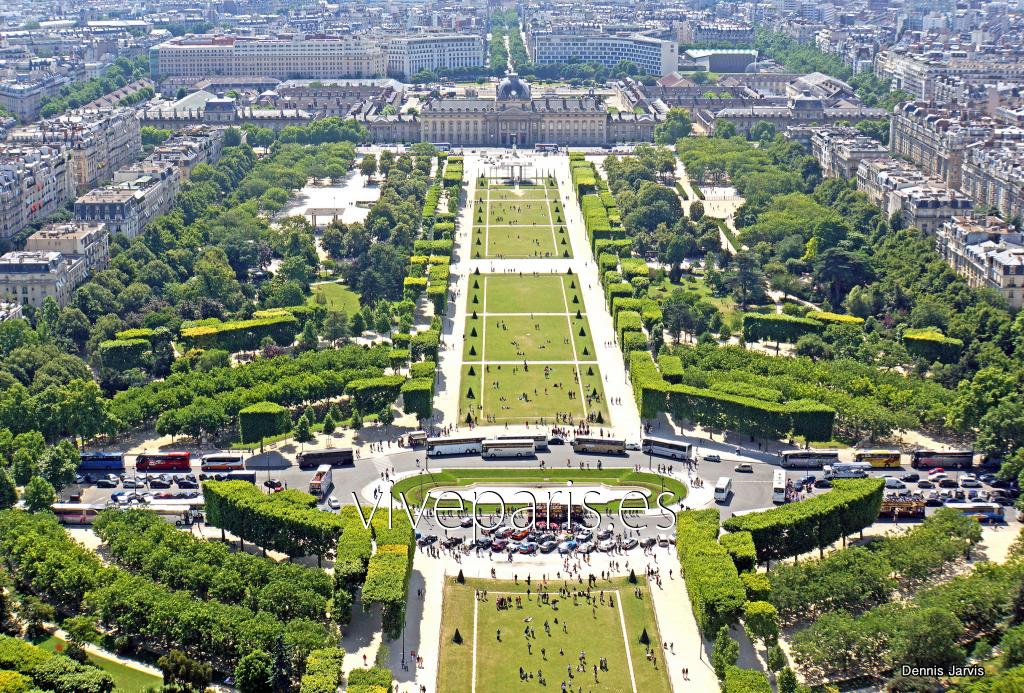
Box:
[308,465,333,500]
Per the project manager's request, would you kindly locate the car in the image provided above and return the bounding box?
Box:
[658,534,672,547]
[535,521,549,530]
[558,540,578,554]
[540,541,558,553]
[578,541,595,553]
[547,437,565,446]
[442,536,463,548]
[979,473,998,484]
[519,542,538,555]
[511,528,530,541]
[928,472,948,481]
[418,534,438,547]
[459,517,474,528]
[884,478,906,490]
[990,493,1012,506]
[597,528,614,541]
[939,478,959,488]
[537,533,555,544]
[961,478,982,488]
[154,491,175,500]
[625,441,641,451]
[796,475,816,487]
[901,473,920,483]
[474,537,493,550]
[813,479,833,488]
[991,478,1015,489]
[924,493,944,507]
[598,539,615,552]
[96,477,119,488]
[122,478,143,489]
[176,479,199,489]
[491,539,509,552]
[327,496,340,510]
[494,526,513,539]
[734,463,753,473]
[263,479,283,490]
[640,537,656,549]
[917,480,935,489]
[575,529,593,542]
[703,454,721,463]
[622,538,639,550]
[74,474,87,485]
[148,478,172,489]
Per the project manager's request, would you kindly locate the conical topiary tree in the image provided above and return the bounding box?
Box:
[466,387,476,399]
[639,627,650,645]
[453,628,464,644]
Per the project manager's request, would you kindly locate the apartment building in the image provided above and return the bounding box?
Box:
[0,73,69,121]
[677,21,754,46]
[875,50,1024,100]
[936,216,1024,309]
[25,221,110,274]
[0,251,84,308]
[74,161,180,239]
[9,109,143,192]
[810,126,889,179]
[889,101,995,190]
[150,34,388,81]
[385,34,485,79]
[960,139,1024,223]
[146,125,225,179]
[0,144,74,241]
[856,157,973,234]
[526,32,679,77]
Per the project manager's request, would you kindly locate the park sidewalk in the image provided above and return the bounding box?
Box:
[647,565,721,693]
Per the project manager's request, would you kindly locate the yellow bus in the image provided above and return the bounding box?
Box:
[853,450,902,468]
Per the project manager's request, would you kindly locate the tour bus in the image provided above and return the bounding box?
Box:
[778,450,840,469]
[571,437,627,455]
[426,435,485,457]
[200,453,246,472]
[641,436,692,461]
[535,143,560,153]
[714,477,732,502]
[854,450,903,468]
[431,142,452,152]
[945,501,1004,523]
[407,431,428,447]
[226,470,257,484]
[308,465,333,500]
[296,448,354,470]
[497,433,550,452]
[481,438,536,459]
[78,452,126,474]
[910,449,975,470]
[823,462,872,479]
[772,470,788,504]
[51,502,101,525]
[136,452,191,473]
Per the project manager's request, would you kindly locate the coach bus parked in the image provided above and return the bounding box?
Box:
[779,450,839,469]
[78,452,125,474]
[854,450,902,468]
[641,437,692,461]
[945,501,1004,522]
[136,452,191,473]
[426,436,485,457]
[571,437,626,455]
[297,448,355,470]
[823,462,871,479]
[772,470,788,504]
[200,453,245,472]
[497,433,549,452]
[911,450,974,470]
[482,439,536,459]
[51,503,101,525]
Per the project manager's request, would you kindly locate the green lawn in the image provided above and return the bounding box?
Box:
[437,577,672,693]
[458,274,607,425]
[470,181,571,259]
[391,468,687,511]
[35,636,162,693]
[310,281,361,313]
[647,272,741,334]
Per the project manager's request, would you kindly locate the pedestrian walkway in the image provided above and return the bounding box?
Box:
[647,567,721,693]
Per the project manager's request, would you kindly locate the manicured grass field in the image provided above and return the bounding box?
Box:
[390,468,687,511]
[36,635,162,693]
[471,180,571,259]
[437,577,672,693]
[459,274,607,425]
[310,281,361,314]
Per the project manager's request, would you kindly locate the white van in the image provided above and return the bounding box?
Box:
[657,534,671,547]
[714,477,732,502]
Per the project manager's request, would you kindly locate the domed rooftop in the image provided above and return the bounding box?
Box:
[497,72,531,101]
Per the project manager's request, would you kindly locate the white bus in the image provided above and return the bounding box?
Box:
[426,435,485,457]
[641,436,692,461]
[779,450,840,469]
[481,438,536,458]
[571,437,626,455]
[200,453,245,472]
[497,433,549,452]
[772,470,788,504]
[714,477,732,503]
[823,462,871,479]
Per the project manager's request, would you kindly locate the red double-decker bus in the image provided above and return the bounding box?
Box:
[136,452,191,472]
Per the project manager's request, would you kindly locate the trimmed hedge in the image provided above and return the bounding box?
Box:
[239,401,291,444]
[806,310,864,326]
[180,313,300,352]
[114,327,156,341]
[667,383,835,441]
[411,329,440,361]
[615,310,644,342]
[409,360,436,379]
[403,276,427,298]
[413,239,454,257]
[902,328,963,363]
[619,257,648,280]
[658,355,684,384]
[722,666,771,693]
[98,338,149,371]
[401,377,434,420]
[0,634,114,692]
[346,375,406,413]
[710,381,784,403]
[388,348,411,369]
[629,351,669,419]
[676,510,746,636]
[722,478,884,563]
[742,313,823,343]
[336,506,373,589]
[621,331,648,357]
[300,648,346,693]
[740,572,771,602]
[362,544,412,639]
[720,531,757,573]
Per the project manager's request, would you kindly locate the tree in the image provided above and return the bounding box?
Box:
[1000,625,1024,668]
[0,468,16,510]
[24,476,56,512]
[795,334,831,361]
[159,649,213,691]
[350,408,363,430]
[890,607,965,670]
[293,413,314,447]
[714,120,737,138]
[778,667,798,693]
[727,251,765,307]
[359,153,378,178]
[711,626,739,680]
[653,108,693,144]
[689,200,704,221]
[743,601,780,645]
[234,650,274,693]
[223,127,243,147]
[322,412,336,437]
[323,311,349,344]
[40,439,79,490]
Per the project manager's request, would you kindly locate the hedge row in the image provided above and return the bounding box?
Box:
[806,310,864,326]
[629,351,669,420]
[657,354,684,383]
[98,338,149,371]
[722,666,771,693]
[347,375,406,414]
[179,313,300,352]
[362,544,413,639]
[0,634,114,693]
[902,328,963,363]
[742,313,823,344]
[676,510,746,636]
[401,377,434,421]
[615,310,644,342]
[722,478,885,562]
[238,401,291,443]
[719,531,757,573]
[299,648,346,693]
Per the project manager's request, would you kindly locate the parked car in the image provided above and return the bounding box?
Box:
[596,528,614,541]
[474,537,493,550]
[519,542,538,555]
[622,538,639,550]
[813,479,833,489]
[901,473,920,483]
[96,477,119,488]
[263,479,283,490]
[884,477,906,490]
[491,539,509,552]
[557,540,578,554]
[327,496,341,510]
[512,528,530,541]
[703,454,721,463]
[924,493,944,507]
[578,541,595,554]
[547,437,565,446]
[625,441,641,451]
[122,478,143,489]
[540,541,558,554]
[575,529,593,542]
[734,463,753,473]
[939,478,959,488]
[148,478,172,489]
[495,526,513,539]
[796,475,816,487]
[417,534,438,547]
[459,517,473,528]
[917,480,935,489]
[598,539,615,552]
[961,478,983,488]
[176,479,199,489]
[640,537,656,549]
